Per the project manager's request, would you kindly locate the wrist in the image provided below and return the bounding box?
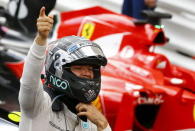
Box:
[96,120,108,131]
[35,34,47,46]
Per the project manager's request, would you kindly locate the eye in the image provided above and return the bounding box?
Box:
[92,67,100,72]
[87,67,93,72]
[72,66,82,71]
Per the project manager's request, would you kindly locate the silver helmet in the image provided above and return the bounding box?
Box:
[45,36,107,103]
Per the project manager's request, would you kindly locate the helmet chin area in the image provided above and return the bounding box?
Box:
[45,69,101,103]
[62,69,101,103]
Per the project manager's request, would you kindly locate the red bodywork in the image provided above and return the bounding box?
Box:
[56,6,195,131]
[5,61,24,79]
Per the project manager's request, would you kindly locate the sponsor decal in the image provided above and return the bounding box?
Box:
[49,74,69,90]
[82,121,89,129]
[68,44,79,53]
[84,89,96,101]
[49,121,65,131]
[137,95,164,105]
[8,111,21,122]
[81,22,95,39]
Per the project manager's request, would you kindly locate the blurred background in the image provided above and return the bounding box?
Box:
[1,0,195,71]
[0,0,195,130]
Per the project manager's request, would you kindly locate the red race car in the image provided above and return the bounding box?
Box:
[56,6,195,131]
[1,6,195,131]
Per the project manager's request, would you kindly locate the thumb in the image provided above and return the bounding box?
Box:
[39,6,46,17]
[48,14,54,19]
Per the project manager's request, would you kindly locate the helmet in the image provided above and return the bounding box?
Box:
[45,36,107,104]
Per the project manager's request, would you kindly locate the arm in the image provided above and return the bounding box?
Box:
[19,7,54,116]
[76,103,111,131]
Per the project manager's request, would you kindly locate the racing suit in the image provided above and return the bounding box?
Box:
[19,41,112,131]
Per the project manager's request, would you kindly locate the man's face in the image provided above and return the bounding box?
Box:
[70,65,94,79]
[145,0,157,8]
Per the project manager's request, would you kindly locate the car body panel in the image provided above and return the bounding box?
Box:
[56,6,195,131]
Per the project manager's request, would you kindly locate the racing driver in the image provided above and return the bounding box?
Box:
[19,7,111,131]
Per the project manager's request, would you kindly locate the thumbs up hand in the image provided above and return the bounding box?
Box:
[36,7,54,45]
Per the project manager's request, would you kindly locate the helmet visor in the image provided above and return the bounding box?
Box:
[68,44,105,62]
[47,39,107,66]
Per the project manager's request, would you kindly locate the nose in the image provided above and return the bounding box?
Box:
[81,67,93,79]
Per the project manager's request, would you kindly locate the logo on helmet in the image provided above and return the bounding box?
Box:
[49,74,69,90]
[84,89,96,101]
